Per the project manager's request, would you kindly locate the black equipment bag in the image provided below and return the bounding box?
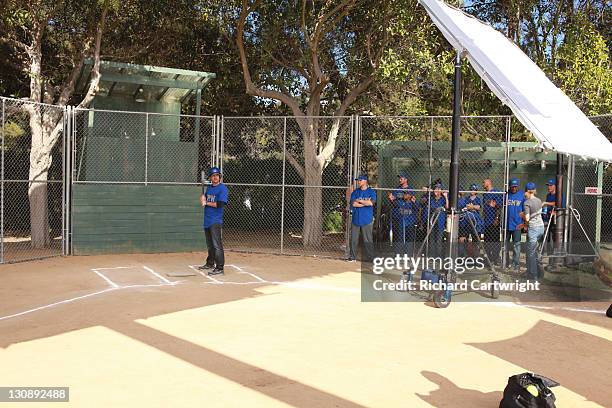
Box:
[499,372,559,408]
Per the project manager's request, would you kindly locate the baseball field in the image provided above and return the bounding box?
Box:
[1,251,610,407]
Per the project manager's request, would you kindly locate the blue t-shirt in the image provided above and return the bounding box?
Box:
[482,189,503,227]
[506,190,525,231]
[429,195,447,231]
[461,195,483,232]
[419,195,430,225]
[390,185,411,219]
[543,191,565,221]
[203,183,229,228]
[396,199,418,229]
[350,187,377,226]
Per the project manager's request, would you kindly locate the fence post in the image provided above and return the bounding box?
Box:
[145,112,149,185]
[1,99,4,263]
[596,161,603,248]
[501,116,511,268]
[280,117,287,254]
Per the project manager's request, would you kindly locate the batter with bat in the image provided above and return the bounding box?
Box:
[199,166,228,275]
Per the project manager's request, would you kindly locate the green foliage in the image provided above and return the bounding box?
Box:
[323,211,343,233]
[0,121,25,149]
[556,16,612,115]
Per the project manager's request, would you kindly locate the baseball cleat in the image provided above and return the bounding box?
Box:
[208,268,224,276]
[198,264,215,270]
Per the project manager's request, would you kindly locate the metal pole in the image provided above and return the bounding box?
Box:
[71,107,77,255]
[563,155,572,253]
[280,118,287,254]
[448,52,462,211]
[595,161,603,248]
[1,99,4,263]
[501,116,511,268]
[553,153,565,262]
[61,106,67,256]
[144,113,149,185]
[194,88,201,145]
[220,115,224,173]
[447,52,462,260]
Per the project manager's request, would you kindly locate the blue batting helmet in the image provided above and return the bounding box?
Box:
[207,167,221,178]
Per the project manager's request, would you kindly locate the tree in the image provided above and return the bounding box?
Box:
[236,0,396,248]
[1,0,113,247]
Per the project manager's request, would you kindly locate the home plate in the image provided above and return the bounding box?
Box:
[166,271,198,277]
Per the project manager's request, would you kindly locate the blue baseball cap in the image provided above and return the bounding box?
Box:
[355,174,368,181]
[207,167,221,178]
[510,178,519,187]
[397,171,409,179]
[525,182,536,191]
[469,183,478,190]
[433,183,443,189]
[546,178,555,185]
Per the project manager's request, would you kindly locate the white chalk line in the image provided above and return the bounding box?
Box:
[0,265,182,322]
[1,264,606,322]
[91,268,119,289]
[143,265,176,285]
[0,287,118,321]
[188,264,223,284]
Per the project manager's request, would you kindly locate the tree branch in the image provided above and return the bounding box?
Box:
[236,0,304,118]
[76,6,108,109]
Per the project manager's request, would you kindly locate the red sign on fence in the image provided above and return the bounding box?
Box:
[584,187,601,195]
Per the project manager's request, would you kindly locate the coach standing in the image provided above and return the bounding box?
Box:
[348,174,376,262]
[199,167,228,275]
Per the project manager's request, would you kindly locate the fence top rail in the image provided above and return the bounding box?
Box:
[0,96,65,109]
[359,115,514,119]
[73,107,215,119]
[223,115,353,119]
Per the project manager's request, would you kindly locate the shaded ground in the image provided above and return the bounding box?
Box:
[0,251,610,407]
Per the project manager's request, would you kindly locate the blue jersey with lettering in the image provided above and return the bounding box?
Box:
[483,189,503,226]
[350,187,377,226]
[462,195,483,232]
[506,190,525,231]
[203,183,229,228]
[391,185,411,219]
[395,199,418,230]
[429,195,447,231]
[419,195,430,226]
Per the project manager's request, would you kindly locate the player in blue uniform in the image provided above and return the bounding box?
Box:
[387,171,417,255]
[482,178,503,266]
[459,184,482,258]
[505,178,525,271]
[199,167,229,275]
[348,174,377,262]
[542,178,565,255]
[395,192,418,256]
[428,183,448,259]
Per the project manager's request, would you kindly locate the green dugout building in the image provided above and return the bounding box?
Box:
[72,60,215,254]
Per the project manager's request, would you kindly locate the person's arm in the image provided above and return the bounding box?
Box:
[200,194,206,207]
[204,201,226,208]
[523,202,531,223]
[442,192,449,209]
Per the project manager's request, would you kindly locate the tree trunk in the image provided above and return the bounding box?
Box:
[28,109,53,248]
[302,124,323,249]
[303,168,323,249]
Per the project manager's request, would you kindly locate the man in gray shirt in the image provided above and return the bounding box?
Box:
[522,182,544,280]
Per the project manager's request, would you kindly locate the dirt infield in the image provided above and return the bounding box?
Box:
[0,252,610,407]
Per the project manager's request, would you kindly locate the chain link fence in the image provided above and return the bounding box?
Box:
[0,97,66,263]
[71,108,214,255]
[221,116,353,257]
[1,96,610,269]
